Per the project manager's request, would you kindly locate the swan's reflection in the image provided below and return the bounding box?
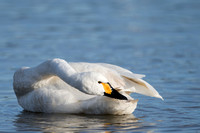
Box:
[14,111,145,132]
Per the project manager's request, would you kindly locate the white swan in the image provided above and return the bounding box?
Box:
[13,58,163,115]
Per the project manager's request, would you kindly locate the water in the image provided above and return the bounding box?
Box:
[0,0,200,132]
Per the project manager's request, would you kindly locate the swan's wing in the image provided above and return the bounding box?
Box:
[97,63,145,79]
[98,63,163,100]
[69,62,163,100]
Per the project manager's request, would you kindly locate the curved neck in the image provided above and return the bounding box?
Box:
[34,59,77,82]
[32,59,104,96]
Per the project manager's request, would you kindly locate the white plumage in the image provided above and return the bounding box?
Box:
[13,58,163,115]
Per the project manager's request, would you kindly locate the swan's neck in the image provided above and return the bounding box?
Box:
[34,59,95,95]
[35,59,77,82]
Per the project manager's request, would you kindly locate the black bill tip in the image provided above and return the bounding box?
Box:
[104,88,128,100]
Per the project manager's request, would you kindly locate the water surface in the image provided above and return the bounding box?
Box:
[0,0,200,132]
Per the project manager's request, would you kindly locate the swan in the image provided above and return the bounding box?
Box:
[13,58,163,115]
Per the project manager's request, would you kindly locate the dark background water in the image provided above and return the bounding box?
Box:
[0,0,200,132]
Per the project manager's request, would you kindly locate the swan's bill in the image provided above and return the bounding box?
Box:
[98,81,112,94]
[98,81,128,100]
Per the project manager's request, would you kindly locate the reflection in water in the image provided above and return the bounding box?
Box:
[13,111,155,132]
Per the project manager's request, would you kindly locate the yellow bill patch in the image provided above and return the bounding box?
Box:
[101,83,112,94]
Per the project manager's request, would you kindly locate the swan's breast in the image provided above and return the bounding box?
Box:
[13,67,35,97]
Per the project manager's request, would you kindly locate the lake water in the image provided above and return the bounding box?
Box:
[0,0,200,132]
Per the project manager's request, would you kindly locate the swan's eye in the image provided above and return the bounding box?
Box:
[98,81,102,84]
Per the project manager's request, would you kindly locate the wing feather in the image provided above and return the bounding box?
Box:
[69,62,163,100]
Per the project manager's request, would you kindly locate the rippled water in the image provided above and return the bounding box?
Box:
[0,0,200,132]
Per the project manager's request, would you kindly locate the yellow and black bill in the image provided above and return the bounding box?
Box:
[98,81,128,100]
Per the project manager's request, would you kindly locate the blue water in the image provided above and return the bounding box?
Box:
[0,0,200,132]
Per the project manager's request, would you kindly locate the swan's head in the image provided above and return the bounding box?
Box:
[75,72,127,100]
